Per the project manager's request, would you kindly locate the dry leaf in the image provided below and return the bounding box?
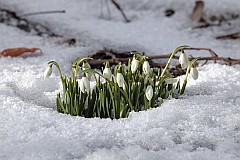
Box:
[0,47,40,57]
[191,1,204,21]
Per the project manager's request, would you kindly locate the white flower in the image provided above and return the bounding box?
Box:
[44,66,52,79]
[131,58,139,73]
[165,78,178,84]
[80,77,90,93]
[179,52,189,69]
[190,67,198,80]
[145,85,153,101]
[142,61,151,75]
[103,67,112,80]
[116,73,125,87]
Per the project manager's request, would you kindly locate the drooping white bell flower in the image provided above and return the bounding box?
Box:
[179,52,189,69]
[190,67,198,80]
[165,78,178,84]
[145,85,153,101]
[103,67,112,80]
[44,66,52,79]
[80,76,90,93]
[142,61,151,75]
[131,57,139,73]
[116,73,125,87]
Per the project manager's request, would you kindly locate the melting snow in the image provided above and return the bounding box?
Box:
[0,0,240,159]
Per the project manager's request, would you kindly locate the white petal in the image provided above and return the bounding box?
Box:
[131,58,139,73]
[190,68,198,80]
[82,77,90,93]
[142,61,151,75]
[44,66,52,79]
[179,53,189,69]
[79,77,90,93]
[79,78,85,93]
[145,85,153,101]
[103,67,112,80]
[116,73,124,87]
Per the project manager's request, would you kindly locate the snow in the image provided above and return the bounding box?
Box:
[0,0,240,159]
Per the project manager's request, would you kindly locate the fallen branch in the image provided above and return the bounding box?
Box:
[216,32,240,40]
[111,0,130,23]
[0,8,61,37]
[87,47,240,76]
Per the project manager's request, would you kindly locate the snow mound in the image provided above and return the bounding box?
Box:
[0,0,240,159]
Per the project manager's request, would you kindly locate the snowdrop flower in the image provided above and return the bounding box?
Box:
[131,57,139,73]
[145,85,153,101]
[142,61,151,75]
[116,73,125,87]
[190,67,198,80]
[44,66,52,79]
[165,78,178,84]
[179,52,189,69]
[103,67,112,80]
[80,77,90,93]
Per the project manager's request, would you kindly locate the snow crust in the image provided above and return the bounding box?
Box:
[0,0,240,159]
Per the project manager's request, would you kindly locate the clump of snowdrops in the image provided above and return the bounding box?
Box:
[44,46,199,119]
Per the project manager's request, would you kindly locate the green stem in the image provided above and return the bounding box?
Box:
[48,60,63,78]
[148,100,151,109]
[160,45,190,77]
[73,57,92,79]
[180,57,201,95]
[82,69,134,111]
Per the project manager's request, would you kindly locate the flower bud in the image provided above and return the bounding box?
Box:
[80,77,90,93]
[190,67,198,80]
[116,73,125,87]
[179,52,189,69]
[165,78,178,84]
[131,57,139,73]
[44,66,52,79]
[142,61,151,75]
[145,85,153,101]
[103,67,112,80]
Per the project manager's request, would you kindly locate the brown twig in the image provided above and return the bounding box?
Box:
[216,32,240,40]
[111,0,130,23]
[148,47,219,63]
[88,47,240,67]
